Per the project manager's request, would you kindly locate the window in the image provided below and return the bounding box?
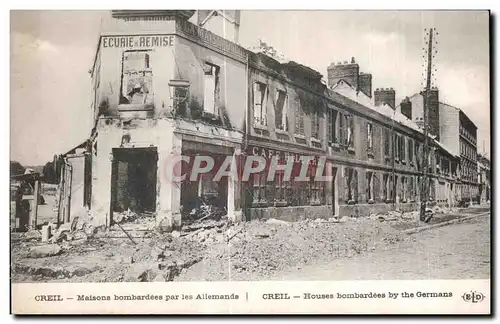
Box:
[394,135,400,160]
[120,51,153,107]
[347,115,354,148]
[327,109,338,144]
[366,171,374,202]
[344,167,358,203]
[339,112,347,145]
[383,174,389,201]
[408,138,414,163]
[401,176,407,202]
[274,90,288,131]
[311,111,320,139]
[252,172,267,205]
[253,82,268,126]
[367,123,373,150]
[295,102,305,135]
[384,128,391,157]
[401,137,406,162]
[274,171,287,203]
[203,62,219,115]
[408,176,414,200]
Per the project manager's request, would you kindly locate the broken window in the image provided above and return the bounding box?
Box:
[383,174,389,201]
[120,51,154,107]
[203,62,219,115]
[274,171,287,203]
[295,102,305,135]
[327,109,338,144]
[367,123,373,151]
[339,112,349,146]
[366,171,374,202]
[401,176,407,202]
[311,111,320,139]
[253,82,268,126]
[274,90,288,131]
[252,172,267,205]
[401,137,406,162]
[408,138,414,163]
[384,128,391,157]
[408,176,415,200]
[347,115,354,149]
[344,167,358,203]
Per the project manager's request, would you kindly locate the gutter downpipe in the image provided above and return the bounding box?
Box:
[241,54,249,221]
[391,110,396,209]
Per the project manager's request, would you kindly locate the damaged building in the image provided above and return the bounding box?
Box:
[58,10,466,229]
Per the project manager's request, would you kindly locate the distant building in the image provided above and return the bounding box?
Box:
[397,93,480,205]
[477,153,491,203]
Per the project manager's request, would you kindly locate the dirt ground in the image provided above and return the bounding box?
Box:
[10,205,479,283]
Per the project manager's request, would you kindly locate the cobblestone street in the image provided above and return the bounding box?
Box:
[272,213,490,281]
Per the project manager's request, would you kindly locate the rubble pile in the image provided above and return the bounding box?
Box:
[15,206,461,283]
[175,217,409,281]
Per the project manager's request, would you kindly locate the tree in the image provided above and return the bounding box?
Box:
[43,162,56,184]
[10,161,25,176]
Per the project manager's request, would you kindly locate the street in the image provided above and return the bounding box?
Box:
[272,213,490,281]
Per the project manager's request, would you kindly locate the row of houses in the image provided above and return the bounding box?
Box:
[57,10,485,228]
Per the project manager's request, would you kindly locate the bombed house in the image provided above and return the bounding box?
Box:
[57,10,466,230]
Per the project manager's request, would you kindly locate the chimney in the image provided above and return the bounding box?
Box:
[400,96,412,119]
[327,58,360,89]
[196,10,241,44]
[374,88,396,109]
[358,72,372,98]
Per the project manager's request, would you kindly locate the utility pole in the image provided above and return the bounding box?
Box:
[420,28,435,222]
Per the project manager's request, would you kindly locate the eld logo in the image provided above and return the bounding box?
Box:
[462,291,485,303]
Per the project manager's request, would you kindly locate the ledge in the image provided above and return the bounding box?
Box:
[274,201,288,207]
[275,128,289,135]
[329,142,341,149]
[253,123,268,131]
[310,137,322,144]
[118,104,154,112]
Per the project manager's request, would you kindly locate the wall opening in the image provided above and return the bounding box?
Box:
[111,148,158,218]
[180,150,228,223]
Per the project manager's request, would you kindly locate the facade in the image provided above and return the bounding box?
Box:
[62,10,464,228]
[400,93,480,205]
[87,10,247,227]
[477,153,491,203]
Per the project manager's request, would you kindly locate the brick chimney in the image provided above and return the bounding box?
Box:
[358,72,372,98]
[374,88,396,109]
[400,96,412,119]
[327,57,360,89]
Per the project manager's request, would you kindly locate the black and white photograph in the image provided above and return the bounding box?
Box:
[9,9,491,314]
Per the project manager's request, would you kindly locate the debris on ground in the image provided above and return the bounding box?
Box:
[12,204,466,283]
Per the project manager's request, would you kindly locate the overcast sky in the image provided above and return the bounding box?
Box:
[10,10,490,165]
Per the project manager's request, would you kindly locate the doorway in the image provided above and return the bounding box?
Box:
[111,148,158,217]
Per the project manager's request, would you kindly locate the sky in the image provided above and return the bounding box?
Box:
[10,10,490,165]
